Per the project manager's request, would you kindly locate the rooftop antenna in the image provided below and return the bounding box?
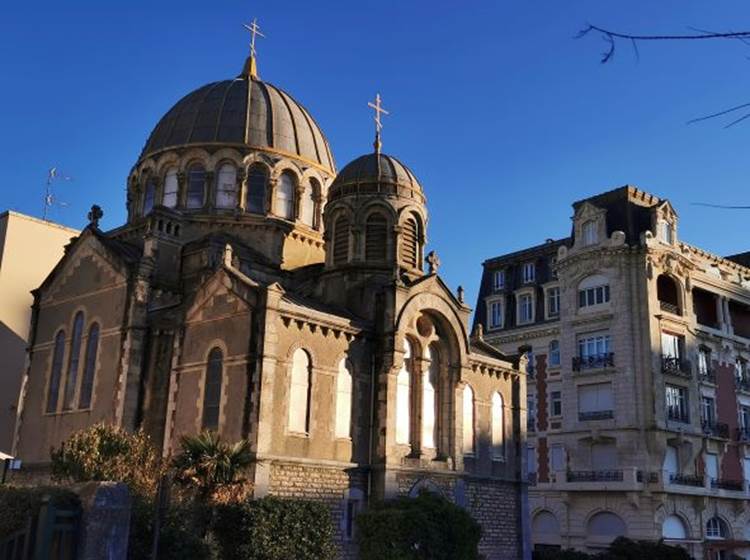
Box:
[43,167,72,221]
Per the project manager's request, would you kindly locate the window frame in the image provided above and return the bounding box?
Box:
[486,297,505,330]
[517,290,535,325]
[493,269,505,290]
[665,384,689,423]
[522,262,536,284]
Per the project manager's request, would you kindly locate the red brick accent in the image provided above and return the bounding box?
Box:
[537,437,549,482]
[715,362,743,481]
[536,354,548,432]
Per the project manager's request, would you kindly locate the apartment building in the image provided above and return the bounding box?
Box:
[474,186,750,560]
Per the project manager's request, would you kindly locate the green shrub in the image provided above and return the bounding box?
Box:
[0,486,79,538]
[356,491,482,560]
[50,423,164,496]
[213,496,337,560]
[531,538,691,560]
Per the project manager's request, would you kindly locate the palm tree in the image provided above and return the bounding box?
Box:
[173,431,253,501]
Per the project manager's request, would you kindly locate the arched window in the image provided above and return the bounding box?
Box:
[300,180,316,227]
[396,339,411,445]
[587,512,627,541]
[422,344,439,449]
[78,323,99,409]
[186,164,206,208]
[246,166,268,214]
[333,215,350,265]
[46,330,66,413]
[63,312,84,410]
[662,515,688,540]
[201,348,223,431]
[706,516,729,540]
[548,340,561,368]
[462,385,474,455]
[578,274,610,308]
[276,172,295,220]
[533,511,561,547]
[335,358,353,438]
[215,163,237,208]
[288,349,311,433]
[162,167,179,208]
[491,392,505,459]
[400,214,420,269]
[142,179,156,215]
[365,213,388,261]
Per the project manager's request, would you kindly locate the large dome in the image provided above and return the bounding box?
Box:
[140,76,335,173]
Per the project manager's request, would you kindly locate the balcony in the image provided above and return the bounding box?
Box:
[572,353,615,372]
[578,410,614,421]
[711,478,744,492]
[659,301,681,315]
[698,368,717,384]
[666,410,689,424]
[661,356,692,378]
[567,470,623,483]
[702,421,730,439]
[669,473,704,487]
[736,427,750,442]
[735,376,750,392]
[636,471,659,483]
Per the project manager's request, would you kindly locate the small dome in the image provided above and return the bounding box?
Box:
[139,77,335,173]
[329,153,424,203]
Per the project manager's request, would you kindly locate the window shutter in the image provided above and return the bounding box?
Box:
[400,217,418,268]
[365,214,388,261]
[333,216,350,265]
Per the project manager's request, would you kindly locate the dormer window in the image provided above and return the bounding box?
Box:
[488,299,504,329]
[522,262,535,284]
[658,221,674,244]
[582,220,598,246]
[493,270,505,290]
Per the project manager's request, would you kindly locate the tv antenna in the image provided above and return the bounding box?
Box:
[43,167,72,221]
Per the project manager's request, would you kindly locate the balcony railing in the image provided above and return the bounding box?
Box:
[659,301,681,315]
[698,369,717,384]
[661,356,692,378]
[666,410,689,423]
[702,421,730,439]
[527,472,537,486]
[736,427,750,442]
[636,471,659,483]
[527,421,536,433]
[578,410,614,421]
[567,470,623,482]
[572,353,615,372]
[669,473,704,487]
[735,376,750,392]
[711,478,744,492]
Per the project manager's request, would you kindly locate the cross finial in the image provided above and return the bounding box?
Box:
[241,17,265,78]
[367,93,389,154]
[87,204,103,229]
[426,250,441,274]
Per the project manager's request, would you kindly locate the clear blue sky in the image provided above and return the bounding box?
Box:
[2,1,749,307]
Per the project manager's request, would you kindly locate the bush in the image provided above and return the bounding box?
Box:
[532,537,691,560]
[50,423,164,496]
[0,486,79,538]
[213,496,337,560]
[356,491,482,560]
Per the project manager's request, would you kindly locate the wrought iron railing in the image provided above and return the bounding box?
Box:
[572,353,615,372]
[567,470,623,482]
[666,409,689,423]
[711,478,744,491]
[698,369,716,384]
[735,376,750,392]
[578,410,614,421]
[736,427,750,442]
[636,471,659,483]
[659,301,681,315]
[661,356,692,378]
[669,473,704,487]
[702,421,730,439]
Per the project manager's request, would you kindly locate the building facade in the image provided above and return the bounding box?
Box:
[475,186,750,560]
[0,211,78,453]
[11,47,529,558]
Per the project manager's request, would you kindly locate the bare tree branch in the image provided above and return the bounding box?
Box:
[577,23,750,63]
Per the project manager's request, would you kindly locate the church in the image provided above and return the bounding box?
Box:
[11,30,528,559]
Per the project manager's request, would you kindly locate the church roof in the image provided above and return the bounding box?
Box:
[332,153,420,189]
[140,76,335,173]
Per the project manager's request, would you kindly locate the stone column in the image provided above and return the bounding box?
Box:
[176,172,186,208]
[236,168,246,211]
[204,171,214,211]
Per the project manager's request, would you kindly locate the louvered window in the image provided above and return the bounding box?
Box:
[401,216,419,268]
[365,214,387,261]
[202,348,223,431]
[333,216,350,265]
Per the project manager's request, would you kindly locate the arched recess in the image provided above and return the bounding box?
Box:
[275,170,297,220]
[586,511,627,544]
[215,162,238,208]
[657,274,682,315]
[365,212,389,262]
[288,348,312,434]
[662,514,689,540]
[399,211,423,269]
[408,478,444,498]
[246,164,269,214]
[532,510,562,547]
[332,213,351,266]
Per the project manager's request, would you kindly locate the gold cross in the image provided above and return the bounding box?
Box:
[243,17,265,57]
[367,93,389,133]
